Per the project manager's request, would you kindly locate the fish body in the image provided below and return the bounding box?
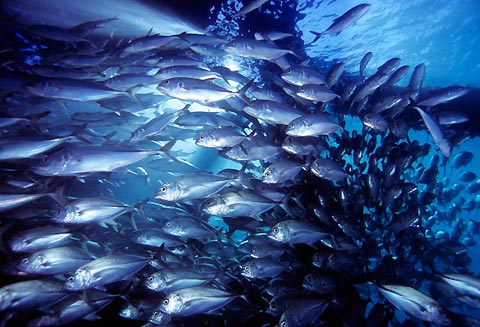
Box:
[310,4,371,42]
[64,254,150,290]
[24,78,123,101]
[156,173,237,201]
[377,284,451,326]
[414,107,451,158]
[263,159,308,184]
[160,285,237,316]
[417,86,469,107]
[0,136,75,161]
[243,100,304,125]
[33,145,162,176]
[195,127,247,148]
[18,246,92,275]
[8,226,73,253]
[268,220,330,244]
[286,114,342,136]
[0,279,66,311]
[224,39,297,60]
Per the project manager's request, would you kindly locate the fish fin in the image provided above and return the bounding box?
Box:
[309,31,323,44]
[125,86,143,108]
[236,79,254,105]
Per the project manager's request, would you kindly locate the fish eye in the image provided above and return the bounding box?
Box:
[23,239,31,245]
[161,186,167,192]
[244,265,250,271]
[164,80,169,84]
[199,136,204,140]
[265,171,271,176]
[280,320,287,327]
[289,122,295,128]
[21,258,28,264]
[67,276,74,282]
[207,200,213,205]
[300,87,305,92]
[148,276,154,282]
[163,299,169,305]
[166,222,171,227]
[273,227,278,233]
[152,311,159,317]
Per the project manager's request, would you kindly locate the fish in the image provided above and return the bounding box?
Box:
[376,284,451,326]
[242,100,305,126]
[157,77,251,104]
[0,279,66,311]
[159,285,239,316]
[268,220,330,244]
[281,66,326,86]
[310,158,349,182]
[414,107,451,157]
[156,173,239,202]
[417,86,469,107]
[233,0,269,18]
[64,254,150,290]
[17,246,93,275]
[33,144,167,176]
[145,268,212,293]
[8,226,74,253]
[24,78,126,102]
[310,4,371,43]
[50,197,147,224]
[224,39,298,61]
[195,127,247,148]
[286,114,343,137]
[262,159,308,184]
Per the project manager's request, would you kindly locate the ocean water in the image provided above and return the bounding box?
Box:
[1,0,480,326]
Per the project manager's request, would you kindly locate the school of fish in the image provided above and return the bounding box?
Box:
[0,1,479,327]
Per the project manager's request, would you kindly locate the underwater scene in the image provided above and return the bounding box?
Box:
[1,0,480,326]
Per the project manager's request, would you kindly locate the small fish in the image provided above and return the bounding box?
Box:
[160,285,239,316]
[295,84,340,102]
[240,258,287,279]
[0,279,66,311]
[268,220,330,244]
[376,284,451,326]
[310,158,349,182]
[286,114,342,137]
[224,39,298,61]
[64,254,150,290]
[263,159,308,184]
[417,85,469,107]
[281,66,326,86]
[310,4,371,43]
[414,107,451,157]
[233,0,269,18]
[195,127,247,148]
[156,173,238,202]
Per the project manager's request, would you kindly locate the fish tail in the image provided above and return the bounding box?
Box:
[309,31,323,44]
[133,198,149,220]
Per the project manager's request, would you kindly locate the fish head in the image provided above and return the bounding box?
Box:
[161,293,183,315]
[263,165,279,184]
[195,130,217,147]
[268,222,290,242]
[17,255,36,273]
[64,267,91,291]
[149,310,171,325]
[130,127,146,143]
[163,219,181,236]
[310,159,327,178]
[33,150,71,176]
[280,67,300,86]
[286,117,307,136]
[156,182,181,201]
[8,235,30,253]
[201,197,227,216]
[119,303,139,319]
[240,261,258,278]
[145,272,167,291]
[279,311,297,327]
[50,205,76,224]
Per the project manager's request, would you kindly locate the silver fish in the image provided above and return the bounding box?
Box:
[281,66,326,86]
[18,246,92,275]
[195,127,247,148]
[286,114,342,137]
[310,3,371,42]
[377,284,451,326]
[64,254,150,290]
[0,279,66,311]
[145,269,211,293]
[33,145,164,176]
[224,39,298,61]
[414,107,451,157]
[156,173,237,202]
[417,85,469,107]
[268,220,330,244]
[242,100,304,126]
[8,226,73,253]
[263,159,308,184]
[160,285,238,316]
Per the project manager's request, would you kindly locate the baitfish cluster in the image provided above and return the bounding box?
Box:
[0,2,479,327]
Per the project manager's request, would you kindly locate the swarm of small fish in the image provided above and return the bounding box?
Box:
[0,1,478,327]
